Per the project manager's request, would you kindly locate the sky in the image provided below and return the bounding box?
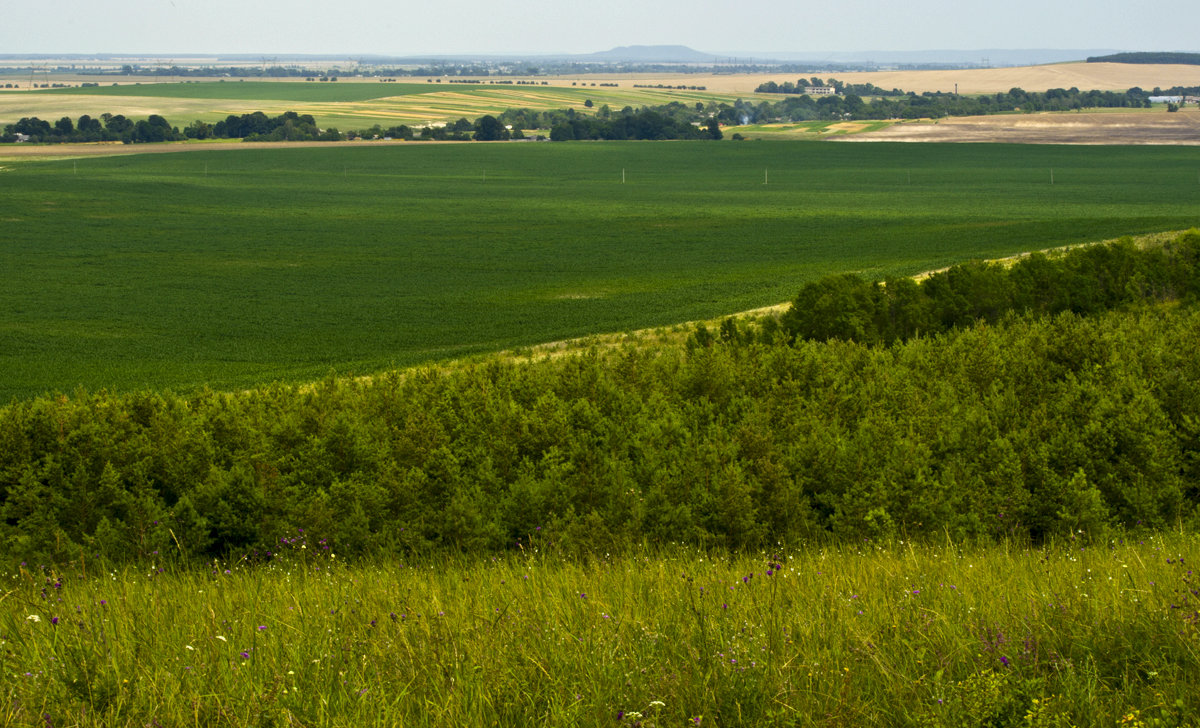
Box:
[5,0,1198,57]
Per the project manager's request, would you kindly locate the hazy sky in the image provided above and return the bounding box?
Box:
[6,0,1199,56]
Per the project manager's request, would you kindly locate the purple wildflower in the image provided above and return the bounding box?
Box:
[240,651,250,659]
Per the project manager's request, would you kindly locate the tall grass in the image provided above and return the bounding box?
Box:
[4,535,1197,726]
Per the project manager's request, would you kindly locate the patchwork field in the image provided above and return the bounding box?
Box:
[2,141,1199,401]
[0,80,744,130]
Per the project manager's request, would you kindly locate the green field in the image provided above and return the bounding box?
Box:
[2,140,1199,400]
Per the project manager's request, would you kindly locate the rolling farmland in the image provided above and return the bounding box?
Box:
[2,140,1198,400]
[1,80,744,130]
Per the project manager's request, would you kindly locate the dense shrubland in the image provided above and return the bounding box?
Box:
[776,233,1200,345]
[2,233,1198,565]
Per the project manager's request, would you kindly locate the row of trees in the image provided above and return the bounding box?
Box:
[756,78,905,96]
[547,109,721,141]
[2,105,719,145]
[200,111,342,141]
[748,85,1160,120]
[1,113,182,144]
[1,233,1198,565]
[776,233,1200,346]
[1087,52,1200,65]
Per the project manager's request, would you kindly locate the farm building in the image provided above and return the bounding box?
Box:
[805,86,837,96]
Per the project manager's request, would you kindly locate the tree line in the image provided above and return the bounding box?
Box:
[1,232,1197,566]
[749,84,1161,119]
[774,234,1200,346]
[1087,52,1200,65]
[755,77,905,96]
[2,113,181,144]
[3,104,727,145]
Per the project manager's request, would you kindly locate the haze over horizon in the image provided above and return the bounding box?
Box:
[3,0,1197,58]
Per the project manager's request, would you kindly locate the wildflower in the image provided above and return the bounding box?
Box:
[186,645,194,651]
[240,651,250,659]
[50,617,59,626]
[215,635,227,642]
[257,625,267,631]
[26,615,40,623]
[999,655,1010,668]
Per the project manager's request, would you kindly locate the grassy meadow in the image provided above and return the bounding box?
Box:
[5,537,1198,727]
[3,140,1199,400]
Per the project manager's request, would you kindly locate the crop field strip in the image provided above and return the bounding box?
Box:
[2,141,1198,400]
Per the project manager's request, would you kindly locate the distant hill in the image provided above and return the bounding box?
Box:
[1087,52,1200,65]
[581,45,718,63]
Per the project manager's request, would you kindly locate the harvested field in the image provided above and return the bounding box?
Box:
[592,62,1200,95]
[836,108,1200,145]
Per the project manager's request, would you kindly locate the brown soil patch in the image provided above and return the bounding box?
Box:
[834,109,1200,145]
[822,121,873,134]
